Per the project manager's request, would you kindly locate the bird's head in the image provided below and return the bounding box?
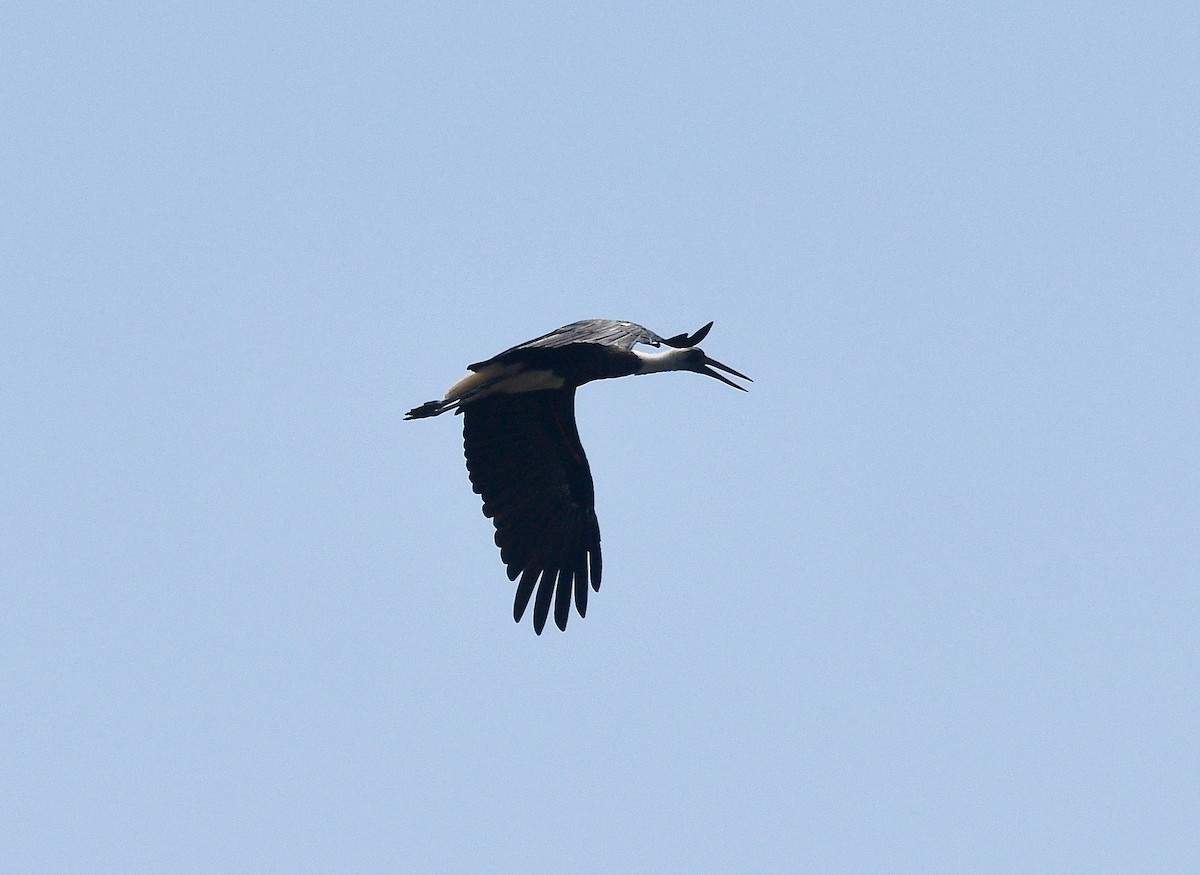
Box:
[636,323,752,390]
[677,346,753,391]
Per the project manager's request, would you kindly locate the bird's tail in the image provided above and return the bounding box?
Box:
[407,365,517,420]
[405,399,458,419]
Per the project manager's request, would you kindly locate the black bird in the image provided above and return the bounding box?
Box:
[406,319,751,634]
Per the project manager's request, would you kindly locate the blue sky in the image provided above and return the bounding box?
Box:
[3,2,1197,871]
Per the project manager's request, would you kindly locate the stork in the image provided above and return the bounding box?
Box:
[406,319,751,634]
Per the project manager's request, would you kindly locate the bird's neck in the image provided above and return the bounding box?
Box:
[633,347,692,374]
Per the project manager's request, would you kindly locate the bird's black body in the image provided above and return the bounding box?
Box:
[407,319,749,634]
[477,341,640,387]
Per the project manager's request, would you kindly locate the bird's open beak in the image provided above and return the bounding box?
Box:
[699,354,752,391]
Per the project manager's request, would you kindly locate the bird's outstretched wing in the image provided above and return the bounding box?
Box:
[469,320,662,369]
[462,389,602,633]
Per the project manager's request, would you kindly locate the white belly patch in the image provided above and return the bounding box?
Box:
[445,365,565,401]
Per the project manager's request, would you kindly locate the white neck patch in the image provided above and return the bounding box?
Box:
[633,347,693,374]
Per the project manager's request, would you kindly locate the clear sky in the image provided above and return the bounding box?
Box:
[3,3,1197,872]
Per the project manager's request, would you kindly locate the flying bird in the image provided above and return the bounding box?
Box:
[406,319,750,634]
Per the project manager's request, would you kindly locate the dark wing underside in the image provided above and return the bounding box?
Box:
[462,389,602,634]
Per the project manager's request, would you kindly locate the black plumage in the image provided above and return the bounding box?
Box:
[407,319,750,633]
[462,390,601,634]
